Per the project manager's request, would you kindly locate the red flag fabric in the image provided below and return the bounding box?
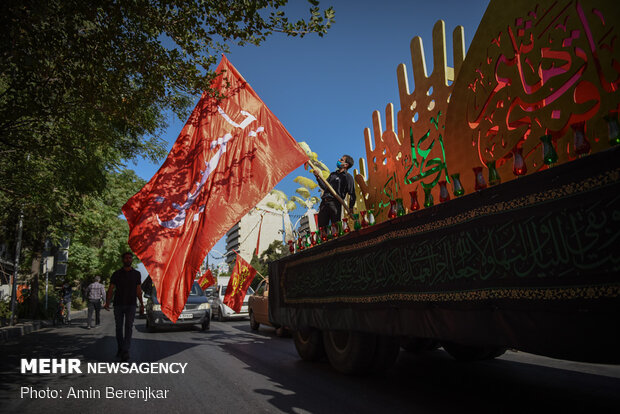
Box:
[197,268,215,290]
[122,55,308,322]
[223,254,257,313]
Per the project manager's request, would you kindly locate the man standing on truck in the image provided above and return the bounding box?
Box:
[313,155,356,228]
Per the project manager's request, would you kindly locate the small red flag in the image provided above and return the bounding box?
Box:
[197,268,215,290]
[122,55,308,322]
[223,254,257,313]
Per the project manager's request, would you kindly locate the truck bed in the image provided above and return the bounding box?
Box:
[270,146,620,364]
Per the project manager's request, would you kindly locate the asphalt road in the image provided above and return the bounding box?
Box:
[1,310,619,414]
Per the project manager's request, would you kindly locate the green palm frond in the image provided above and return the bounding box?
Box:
[316,160,330,172]
[290,195,306,206]
[270,189,287,201]
[295,187,311,199]
[285,200,297,211]
[266,201,283,211]
[298,141,312,156]
[293,176,318,190]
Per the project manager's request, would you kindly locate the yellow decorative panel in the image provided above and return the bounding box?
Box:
[444,0,620,189]
[354,1,620,221]
[355,21,466,222]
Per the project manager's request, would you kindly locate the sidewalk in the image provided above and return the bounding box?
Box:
[0,308,87,344]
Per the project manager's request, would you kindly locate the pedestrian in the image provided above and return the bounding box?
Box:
[313,154,356,229]
[86,276,106,329]
[61,283,73,324]
[104,252,144,362]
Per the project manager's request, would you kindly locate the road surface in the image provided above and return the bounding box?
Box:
[1,310,619,413]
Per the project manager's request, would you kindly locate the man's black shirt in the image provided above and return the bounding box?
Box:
[110,268,141,306]
[319,170,356,209]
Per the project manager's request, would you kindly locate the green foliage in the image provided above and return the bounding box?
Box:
[293,176,318,190]
[291,169,321,211]
[0,0,335,258]
[0,297,11,324]
[268,190,298,212]
[250,240,288,289]
[250,254,267,284]
[66,169,146,284]
[14,288,61,320]
[295,187,311,199]
[72,297,85,311]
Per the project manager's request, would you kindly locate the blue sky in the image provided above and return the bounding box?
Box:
[129,0,490,263]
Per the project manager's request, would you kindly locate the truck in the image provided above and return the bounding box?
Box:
[268,147,620,374]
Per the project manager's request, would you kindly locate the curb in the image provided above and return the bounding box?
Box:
[0,309,88,344]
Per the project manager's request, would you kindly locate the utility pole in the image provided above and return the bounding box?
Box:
[43,239,51,310]
[10,208,24,326]
[11,153,29,325]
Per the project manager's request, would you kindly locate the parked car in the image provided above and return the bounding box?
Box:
[210,276,254,321]
[145,281,211,332]
[248,279,286,336]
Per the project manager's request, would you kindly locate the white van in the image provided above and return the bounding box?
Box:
[210,276,254,321]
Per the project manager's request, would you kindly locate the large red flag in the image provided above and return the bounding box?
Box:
[223,254,257,313]
[122,55,308,322]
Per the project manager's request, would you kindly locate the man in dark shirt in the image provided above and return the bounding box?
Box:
[105,252,144,361]
[313,154,356,228]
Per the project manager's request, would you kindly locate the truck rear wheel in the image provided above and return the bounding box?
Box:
[401,338,440,353]
[483,346,507,359]
[294,328,325,361]
[370,335,400,373]
[323,330,376,375]
[441,341,506,361]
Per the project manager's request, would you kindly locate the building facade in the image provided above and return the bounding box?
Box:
[225,193,285,267]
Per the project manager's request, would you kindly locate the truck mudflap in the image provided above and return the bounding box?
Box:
[269,146,620,364]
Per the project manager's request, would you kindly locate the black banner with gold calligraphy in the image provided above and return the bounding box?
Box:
[269,147,620,363]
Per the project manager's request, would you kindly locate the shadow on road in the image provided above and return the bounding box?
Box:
[219,336,620,414]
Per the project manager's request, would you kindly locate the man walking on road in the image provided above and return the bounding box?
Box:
[86,276,106,329]
[105,252,144,362]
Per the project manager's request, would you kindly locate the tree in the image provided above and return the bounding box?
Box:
[0,0,334,316]
[66,169,146,286]
[291,178,321,235]
[250,239,288,289]
[0,0,335,241]
[267,189,299,241]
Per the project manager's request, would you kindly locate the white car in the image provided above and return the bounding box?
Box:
[210,277,254,321]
